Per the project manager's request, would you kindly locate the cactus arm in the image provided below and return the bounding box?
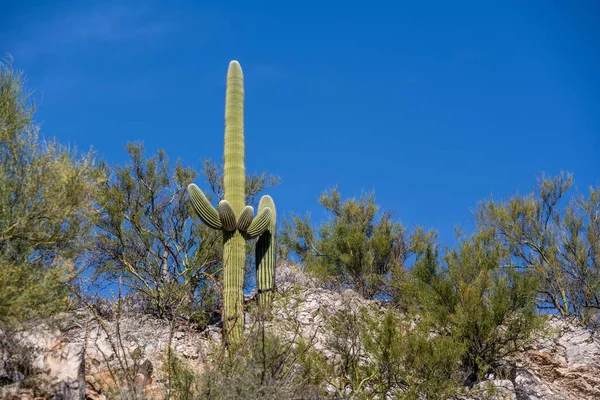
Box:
[237,205,254,231]
[256,195,277,309]
[187,184,221,229]
[245,207,272,238]
[218,200,237,231]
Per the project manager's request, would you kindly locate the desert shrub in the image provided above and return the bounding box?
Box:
[163,351,200,400]
[92,143,215,319]
[198,326,325,399]
[280,188,432,299]
[394,230,542,385]
[321,306,463,399]
[0,58,99,324]
[477,173,600,329]
[0,261,72,324]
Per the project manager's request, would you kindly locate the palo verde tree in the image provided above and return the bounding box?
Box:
[93,143,213,319]
[187,61,277,343]
[0,58,100,323]
[477,173,600,329]
[93,143,277,322]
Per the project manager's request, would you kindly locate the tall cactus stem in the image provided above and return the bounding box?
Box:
[223,61,245,215]
[223,230,246,343]
[221,60,247,343]
[187,60,277,346]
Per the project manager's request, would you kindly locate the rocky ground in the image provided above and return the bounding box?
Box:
[1,264,599,399]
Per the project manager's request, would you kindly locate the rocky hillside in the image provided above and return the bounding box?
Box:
[1,265,599,399]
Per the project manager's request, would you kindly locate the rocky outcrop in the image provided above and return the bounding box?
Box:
[270,286,382,353]
[2,265,599,399]
[510,317,600,400]
[0,325,86,399]
[436,316,600,400]
[0,312,213,399]
[70,311,211,399]
[270,286,600,400]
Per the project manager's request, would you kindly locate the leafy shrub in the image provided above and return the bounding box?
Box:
[0,58,99,324]
[320,306,463,399]
[93,144,278,321]
[395,231,542,385]
[163,351,200,400]
[281,188,432,299]
[198,325,325,399]
[477,173,600,329]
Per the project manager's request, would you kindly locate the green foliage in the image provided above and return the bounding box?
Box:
[93,137,278,324]
[93,142,220,319]
[164,351,201,400]
[0,58,99,324]
[198,327,325,399]
[395,231,541,385]
[281,188,431,298]
[320,306,463,399]
[0,262,71,323]
[477,173,600,329]
[390,322,463,399]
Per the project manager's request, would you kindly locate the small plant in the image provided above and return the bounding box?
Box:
[163,351,200,400]
[280,188,429,299]
[198,323,325,399]
[321,305,463,399]
[76,283,147,399]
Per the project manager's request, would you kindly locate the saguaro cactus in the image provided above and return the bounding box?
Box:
[256,195,277,309]
[187,60,273,343]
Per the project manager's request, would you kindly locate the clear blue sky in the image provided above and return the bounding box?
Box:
[2,0,599,245]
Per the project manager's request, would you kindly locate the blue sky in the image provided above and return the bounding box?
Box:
[1,0,599,245]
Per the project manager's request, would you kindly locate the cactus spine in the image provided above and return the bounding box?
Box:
[188,60,274,344]
[256,195,276,309]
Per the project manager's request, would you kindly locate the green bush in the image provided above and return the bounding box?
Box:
[0,59,99,325]
[163,351,201,400]
[93,142,213,318]
[198,326,325,399]
[395,231,541,385]
[477,173,600,329]
[281,188,431,299]
[320,306,463,399]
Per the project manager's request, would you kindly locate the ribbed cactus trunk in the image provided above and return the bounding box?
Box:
[222,62,245,342]
[256,195,276,309]
[187,60,275,346]
[222,230,245,341]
